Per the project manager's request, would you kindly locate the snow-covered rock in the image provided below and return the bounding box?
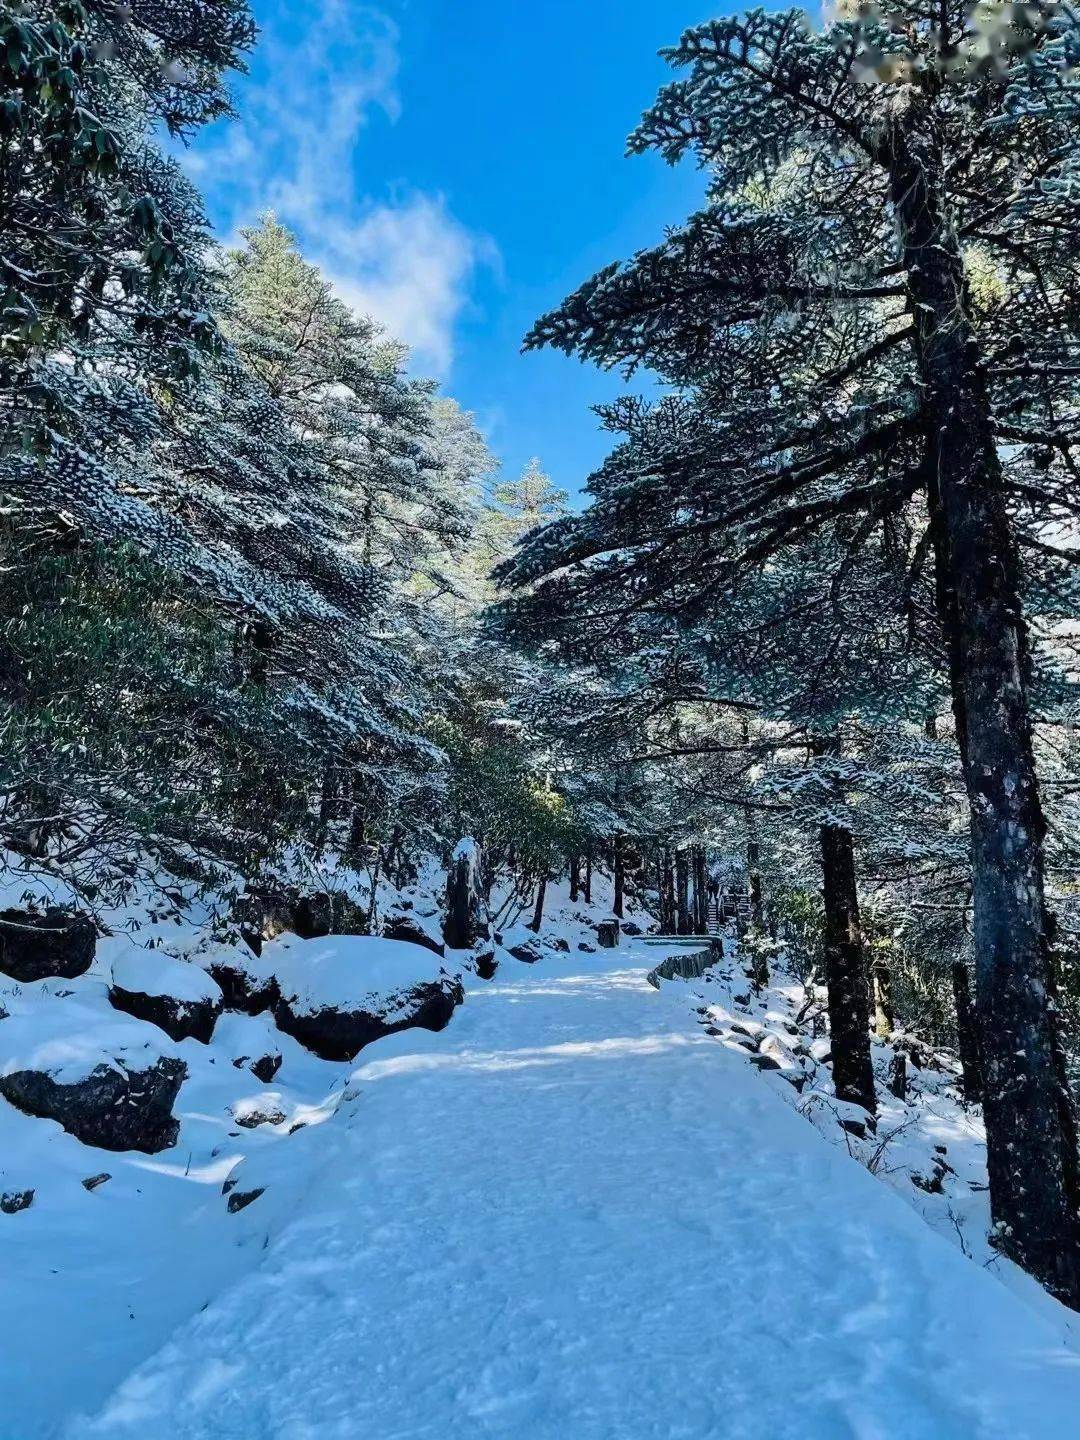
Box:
[0,906,95,982]
[230,1095,287,1129]
[200,943,280,1015]
[213,1012,282,1083]
[381,904,444,957]
[0,995,186,1153]
[109,948,223,1044]
[271,935,464,1062]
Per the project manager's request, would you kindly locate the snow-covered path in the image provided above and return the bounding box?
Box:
[70,950,1080,1439]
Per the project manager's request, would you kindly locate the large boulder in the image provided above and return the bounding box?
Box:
[0,1056,185,1153]
[0,993,187,1152]
[0,906,95,982]
[0,997,186,1153]
[270,934,463,1062]
[292,891,368,940]
[109,949,223,1044]
[381,905,444,957]
[200,945,280,1016]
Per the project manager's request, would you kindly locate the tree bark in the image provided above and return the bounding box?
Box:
[613,836,625,919]
[748,837,764,932]
[819,819,876,1115]
[675,848,690,935]
[890,92,1080,1304]
[872,956,894,1039]
[569,854,580,905]
[660,847,676,933]
[529,876,547,934]
[952,959,983,1105]
[693,846,708,933]
[584,845,593,905]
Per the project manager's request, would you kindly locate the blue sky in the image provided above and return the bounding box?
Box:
[182,0,714,498]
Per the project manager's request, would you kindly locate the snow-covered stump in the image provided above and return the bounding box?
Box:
[443,838,487,950]
[0,907,95,982]
[597,917,620,949]
[109,950,224,1044]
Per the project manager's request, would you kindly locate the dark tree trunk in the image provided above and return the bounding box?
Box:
[345,771,365,860]
[819,820,876,1116]
[888,1050,907,1102]
[872,956,894,1039]
[675,849,690,936]
[569,855,580,905]
[613,837,625,919]
[661,848,676,933]
[693,846,708,934]
[952,960,983,1105]
[529,877,547,934]
[891,97,1080,1305]
[584,845,593,905]
[748,838,764,932]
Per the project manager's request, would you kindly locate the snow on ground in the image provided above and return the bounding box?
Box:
[63,941,1080,1440]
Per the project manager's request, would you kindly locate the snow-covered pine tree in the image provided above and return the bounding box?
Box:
[0,0,254,451]
[505,3,1080,1303]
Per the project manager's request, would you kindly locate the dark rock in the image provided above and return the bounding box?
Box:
[226,1186,265,1214]
[110,980,221,1045]
[231,1051,281,1083]
[621,920,643,936]
[839,1117,867,1140]
[543,937,570,953]
[0,907,95,982]
[749,1053,782,1071]
[1,1189,33,1214]
[382,911,444,957]
[474,949,498,980]
[293,892,368,940]
[0,1056,186,1153]
[251,1052,282,1083]
[206,952,279,1016]
[81,1172,111,1192]
[508,939,543,965]
[577,941,596,953]
[597,919,620,949]
[275,978,463,1063]
[703,1025,723,1037]
[233,1103,286,1130]
[443,838,488,949]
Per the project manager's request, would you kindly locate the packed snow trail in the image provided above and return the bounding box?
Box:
[69,949,1080,1440]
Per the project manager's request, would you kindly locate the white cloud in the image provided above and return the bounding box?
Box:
[191,0,490,375]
